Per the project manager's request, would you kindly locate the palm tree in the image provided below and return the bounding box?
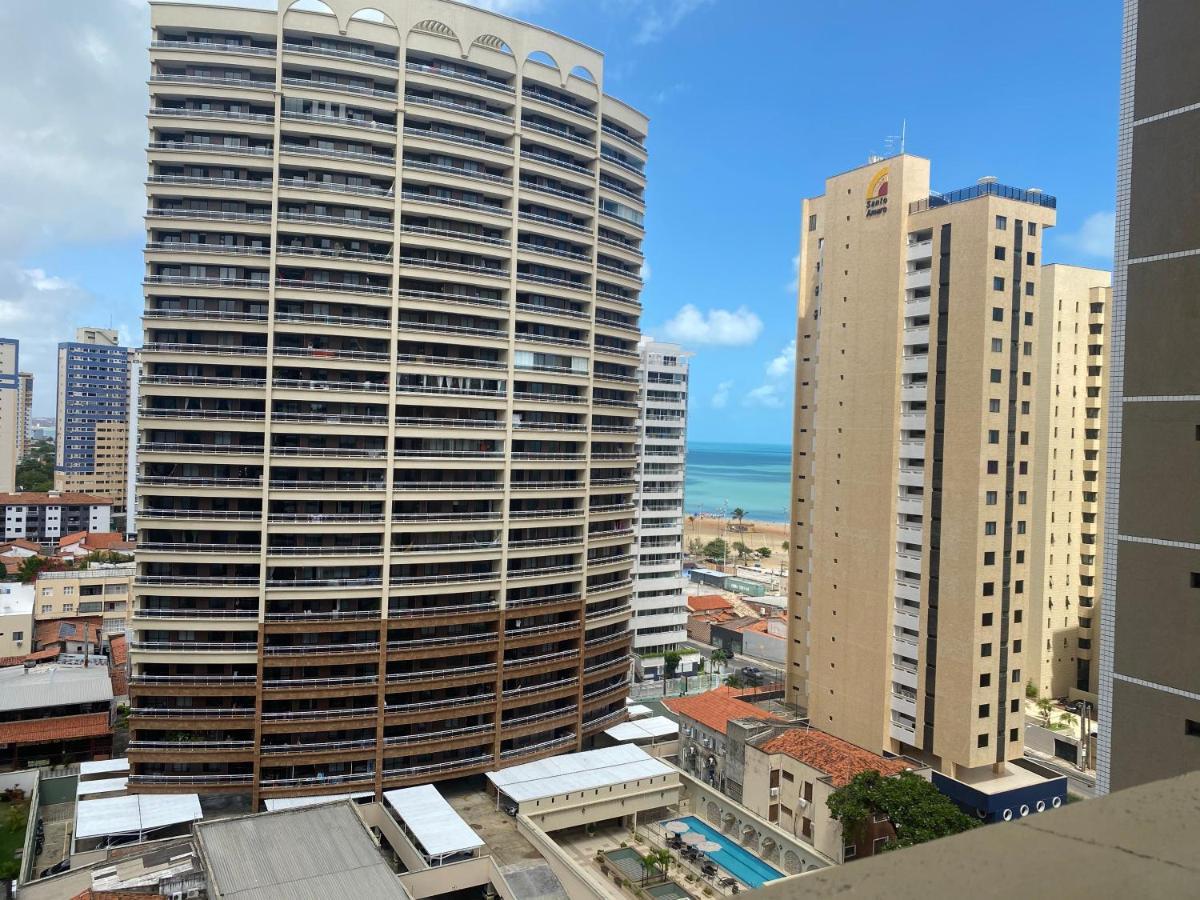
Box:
[711,649,729,674]
[1037,697,1054,726]
[732,507,746,531]
[639,852,659,884]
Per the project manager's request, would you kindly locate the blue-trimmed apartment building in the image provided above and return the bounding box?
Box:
[55,329,131,494]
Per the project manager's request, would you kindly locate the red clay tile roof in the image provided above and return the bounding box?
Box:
[73,532,135,553]
[0,711,111,745]
[687,594,734,613]
[35,617,103,650]
[109,633,128,667]
[663,688,778,735]
[760,728,912,787]
[58,531,90,548]
[0,492,113,506]
[0,647,61,667]
[0,539,43,553]
[0,555,23,575]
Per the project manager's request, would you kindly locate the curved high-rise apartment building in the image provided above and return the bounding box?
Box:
[131,0,647,805]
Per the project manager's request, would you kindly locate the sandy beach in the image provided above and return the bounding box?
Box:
[683,514,791,562]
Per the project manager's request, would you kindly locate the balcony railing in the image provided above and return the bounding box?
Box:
[151,38,277,57]
[500,733,575,759]
[281,75,397,101]
[281,109,397,134]
[405,93,513,124]
[281,40,398,68]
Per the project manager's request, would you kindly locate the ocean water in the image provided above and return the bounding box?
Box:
[684,442,792,524]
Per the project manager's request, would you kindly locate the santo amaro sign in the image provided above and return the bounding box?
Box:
[866,166,889,217]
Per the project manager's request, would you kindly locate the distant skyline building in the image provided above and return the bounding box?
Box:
[632,340,690,676]
[788,155,1060,784]
[55,327,133,518]
[1097,0,1200,794]
[0,339,19,493]
[16,372,32,463]
[1027,265,1111,705]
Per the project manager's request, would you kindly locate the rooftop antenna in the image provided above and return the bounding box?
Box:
[883,120,907,157]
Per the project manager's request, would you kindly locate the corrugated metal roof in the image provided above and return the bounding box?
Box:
[263,791,372,811]
[0,663,113,712]
[604,716,679,742]
[76,794,202,839]
[76,776,128,797]
[80,757,130,776]
[487,744,674,802]
[383,784,483,859]
[196,801,407,899]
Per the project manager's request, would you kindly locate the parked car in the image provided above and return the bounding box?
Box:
[38,859,69,878]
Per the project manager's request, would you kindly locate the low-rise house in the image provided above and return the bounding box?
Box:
[708,614,761,655]
[56,531,135,560]
[0,583,34,658]
[734,616,788,665]
[34,563,134,629]
[664,686,780,792]
[742,726,916,863]
[34,617,104,659]
[0,663,113,768]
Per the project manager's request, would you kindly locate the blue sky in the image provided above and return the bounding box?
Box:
[2,0,1122,445]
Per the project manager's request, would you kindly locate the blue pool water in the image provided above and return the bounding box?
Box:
[669,815,783,889]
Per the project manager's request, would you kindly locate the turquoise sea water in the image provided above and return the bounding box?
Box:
[684,442,791,524]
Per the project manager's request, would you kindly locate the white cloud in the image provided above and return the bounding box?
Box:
[786,253,801,294]
[662,304,762,347]
[765,340,796,379]
[1059,211,1116,259]
[634,0,715,44]
[640,261,652,283]
[711,380,733,409]
[744,384,784,408]
[0,266,134,417]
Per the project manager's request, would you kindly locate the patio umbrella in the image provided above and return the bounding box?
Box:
[682,832,704,845]
[697,841,722,853]
[664,821,690,835]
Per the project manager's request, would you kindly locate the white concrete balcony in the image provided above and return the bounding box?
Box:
[893,605,921,633]
[892,662,919,690]
[889,717,917,745]
[905,268,932,291]
[891,691,918,719]
[899,439,926,460]
[906,240,933,262]
[894,578,921,604]
[901,353,929,376]
[902,324,931,348]
[895,552,923,577]
[896,522,923,544]
[897,495,924,517]
[904,296,932,319]
[900,383,928,403]
[898,466,925,488]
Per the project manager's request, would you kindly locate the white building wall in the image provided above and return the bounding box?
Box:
[633,341,691,670]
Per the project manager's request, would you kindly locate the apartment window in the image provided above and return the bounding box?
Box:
[1018,461,1028,475]
[873,836,889,854]
[1017,521,1027,535]
[63,586,74,596]
[1191,572,1200,589]
[982,612,993,626]
[989,399,1001,413]
[1026,251,1036,265]
[988,430,1000,445]
[994,246,1006,261]
[40,587,51,597]
[843,844,857,860]
[1028,222,1038,236]
[979,704,990,718]
[1025,281,1035,296]
[978,733,990,748]
[991,338,1003,352]
[1014,609,1023,623]
[62,603,73,613]
[992,308,1004,322]
[1018,490,1027,504]
[1010,728,1020,742]
[782,770,795,783]
[984,551,996,565]
[808,214,817,232]
[40,604,51,614]
[1186,720,1200,738]
[1013,639,1023,653]
[981,643,993,658]
[1012,668,1021,683]
[990,369,1002,383]
[1024,311,1034,326]
[982,582,995,596]
[985,522,997,536]
[1022,372,1032,386]
[11,631,21,642]
[1011,698,1020,713]
[980,673,991,687]
[987,461,999,474]
[803,781,813,802]
[993,276,1006,291]
[996,215,1008,230]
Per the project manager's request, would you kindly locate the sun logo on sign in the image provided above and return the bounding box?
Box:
[866,167,889,217]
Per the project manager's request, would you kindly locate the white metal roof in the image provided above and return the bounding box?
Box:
[264,791,373,811]
[487,744,674,803]
[80,757,130,776]
[625,703,653,719]
[76,776,128,797]
[383,784,484,859]
[0,663,113,712]
[604,715,679,742]
[75,793,202,839]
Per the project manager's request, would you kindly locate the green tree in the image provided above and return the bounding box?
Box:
[663,650,682,679]
[732,541,751,562]
[711,649,729,671]
[731,507,746,530]
[687,537,705,556]
[1026,680,1039,700]
[827,770,978,851]
[757,546,772,558]
[1037,697,1054,726]
[17,555,51,584]
[15,439,54,492]
[702,537,728,561]
[781,540,789,551]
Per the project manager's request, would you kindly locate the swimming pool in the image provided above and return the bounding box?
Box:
[667,816,783,889]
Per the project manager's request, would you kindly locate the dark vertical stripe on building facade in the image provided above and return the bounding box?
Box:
[923,223,952,751]
[996,220,1024,760]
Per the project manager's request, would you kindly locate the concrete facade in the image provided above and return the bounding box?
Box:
[129,0,647,804]
[788,156,1057,779]
[35,564,134,630]
[1097,0,1200,794]
[631,341,689,673]
[0,339,18,494]
[1,493,114,544]
[1028,265,1110,703]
